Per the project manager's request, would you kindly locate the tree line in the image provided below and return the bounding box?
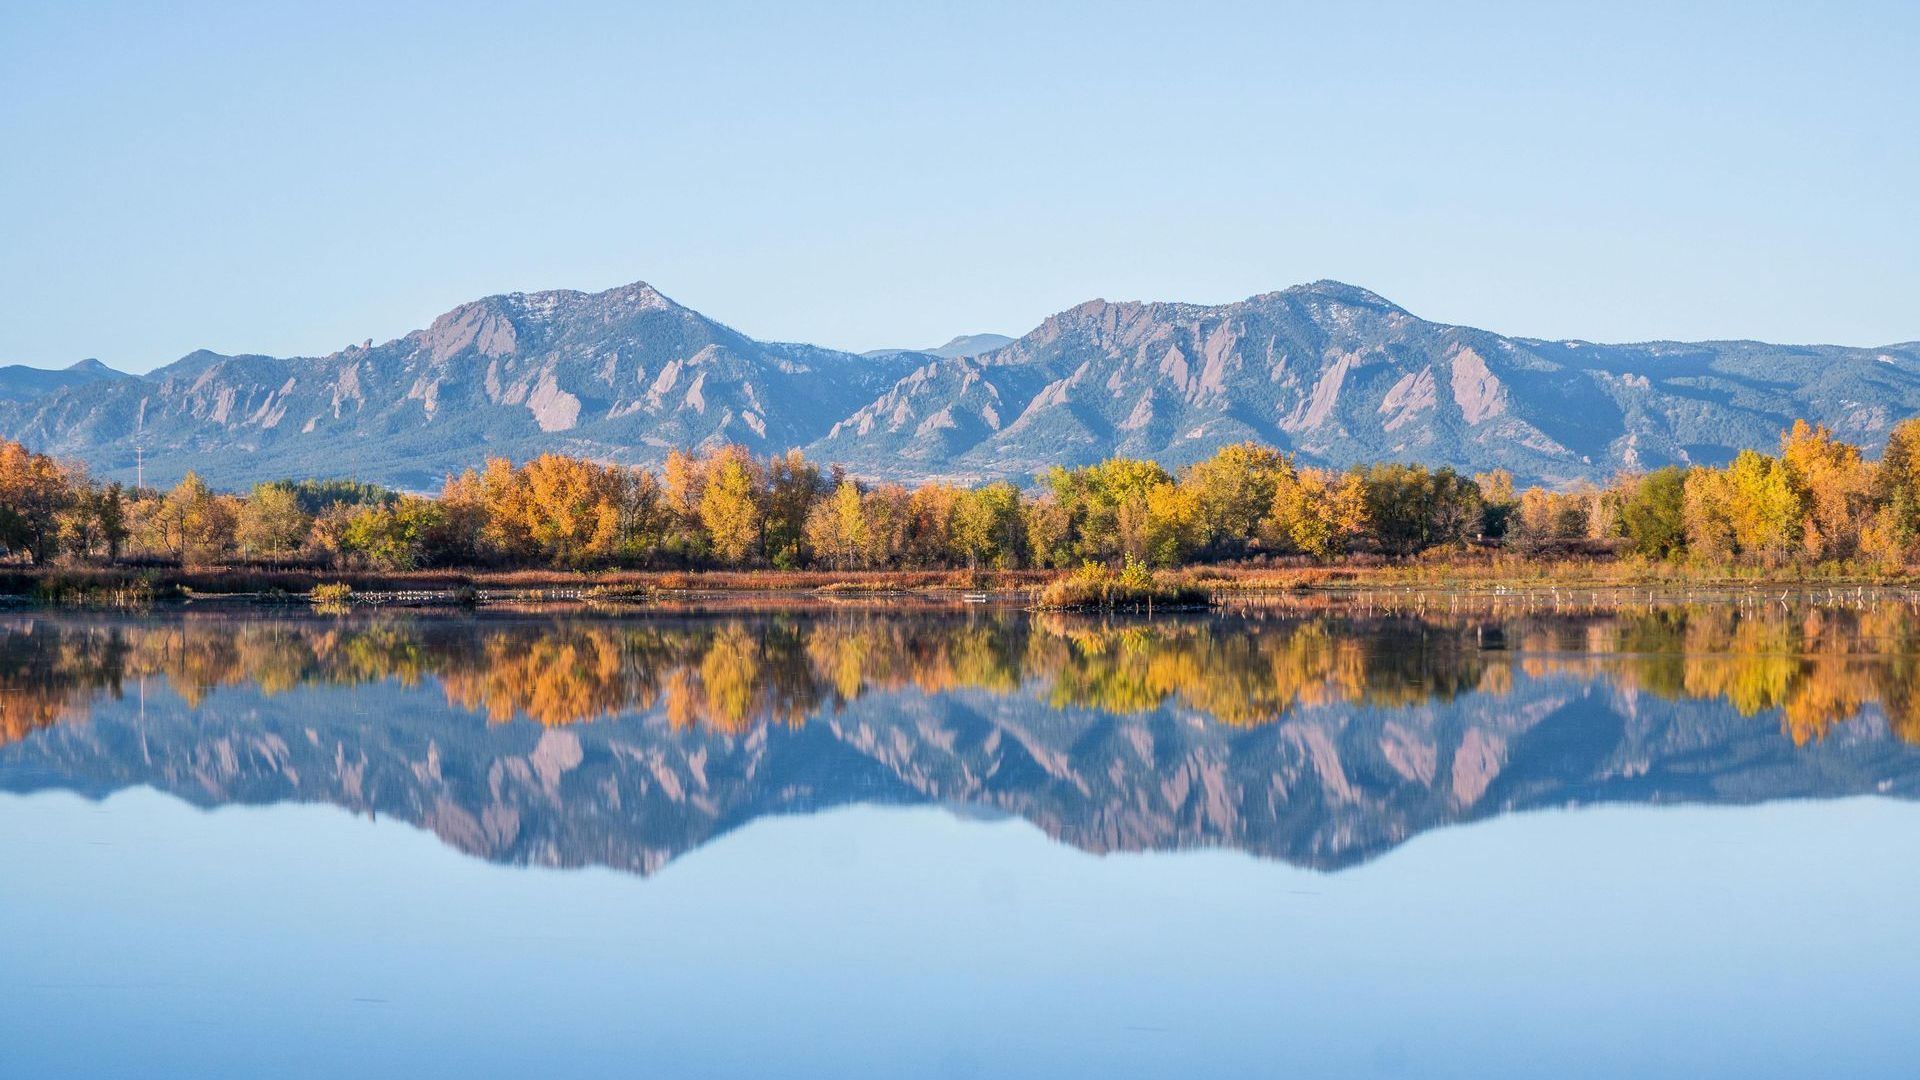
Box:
[4,418,1920,571]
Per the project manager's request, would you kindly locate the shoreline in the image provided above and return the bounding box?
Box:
[4,562,1915,615]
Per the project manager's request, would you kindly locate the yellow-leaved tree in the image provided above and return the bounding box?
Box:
[699,446,763,565]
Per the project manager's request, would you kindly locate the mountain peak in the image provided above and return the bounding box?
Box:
[520,279,678,312]
[929,333,1015,359]
[1273,280,1409,314]
[446,280,682,325]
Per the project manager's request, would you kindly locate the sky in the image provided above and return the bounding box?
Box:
[1,1,1916,373]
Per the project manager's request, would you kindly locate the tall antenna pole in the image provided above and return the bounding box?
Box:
[135,404,146,490]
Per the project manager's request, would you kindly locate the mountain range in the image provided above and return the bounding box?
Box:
[4,280,1917,490]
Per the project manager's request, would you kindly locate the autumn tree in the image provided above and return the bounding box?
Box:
[1139,479,1201,566]
[699,445,763,565]
[1724,449,1804,563]
[763,449,826,569]
[805,479,869,569]
[1681,465,1737,562]
[518,454,630,566]
[237,482,313,559]
[1779,420,1873,561]
[1022,493,1073,569]
[0,440,74,564]
[900,483,958,567]
[1181,442,1294,556]
[1474,469,1518,540]
[1043,458,1178,563]
[1357,464,1481,555]
[56,465,126,562]
[148,471,237,565]
[1509,487,1590,552]
[950,482,1027,569]
[859,484,915,568]
[339,496,447,570]
[1875,418,1920,555]
[1264,466,1368,559]
[434,470,492,566]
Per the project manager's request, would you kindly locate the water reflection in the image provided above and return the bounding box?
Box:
[3,602,1920,872]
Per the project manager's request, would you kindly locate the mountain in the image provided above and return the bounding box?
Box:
[0,358,129,405]
[0,283,919,490]
[864,333,1014,361]
[925,333,1017,359]
[931,333,1016,358]
[3,279,1917,489]
[814,282,1920,484]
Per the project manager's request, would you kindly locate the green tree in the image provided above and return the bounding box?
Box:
[341,496,447,570]
[93,482,129,561]
[1877,418,1920,547]
[1358,464,1481,555]
[762,449,825,569]
[950,482,1026,568]
[1181,442,1294,556]
[238,482,313,559]
[1620,466,1687,558]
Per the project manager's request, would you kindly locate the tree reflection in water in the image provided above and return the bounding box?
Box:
[6,602,1920,745]
[8,603,1920,874]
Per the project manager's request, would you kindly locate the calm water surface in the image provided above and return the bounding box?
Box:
[3,601,1919,1077]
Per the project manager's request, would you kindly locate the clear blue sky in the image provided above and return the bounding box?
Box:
[2,1,1915,372]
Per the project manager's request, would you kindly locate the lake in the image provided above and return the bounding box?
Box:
[3,598,1919,1077]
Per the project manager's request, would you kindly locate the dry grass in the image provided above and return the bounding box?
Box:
[1034,563,1211,611]
[1164,551,1915,591]
[0,565,1056,600]
[3,554,1908,608]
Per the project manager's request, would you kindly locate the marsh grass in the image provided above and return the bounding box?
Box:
[1035,559,1212,611]
[1,555,1906,610]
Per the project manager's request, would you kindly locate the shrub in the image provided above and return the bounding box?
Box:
[310,582,353,612]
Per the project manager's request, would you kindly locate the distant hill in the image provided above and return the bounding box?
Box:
[0,358,128,405]
[3,279,1916,489]
[926,333,1017,359]
[864,333,1014,361]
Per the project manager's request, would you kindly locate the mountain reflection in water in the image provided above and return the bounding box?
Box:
[3,602,1919,874]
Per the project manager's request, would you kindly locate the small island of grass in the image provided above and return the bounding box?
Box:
[1035,558,1212,611]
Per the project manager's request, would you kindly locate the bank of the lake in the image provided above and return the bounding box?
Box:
[3,556,1915,614]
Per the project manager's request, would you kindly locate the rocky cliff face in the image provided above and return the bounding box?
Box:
[816,281,1920,483]
[0,283,918,490]
[5,279,1917,488]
